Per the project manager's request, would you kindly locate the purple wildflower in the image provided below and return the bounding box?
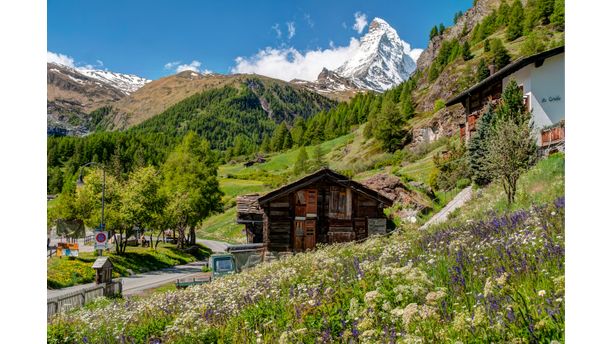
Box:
[353,257,364,279]
[351,320,359,339]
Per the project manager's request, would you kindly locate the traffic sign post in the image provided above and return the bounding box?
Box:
[95,231,108,256]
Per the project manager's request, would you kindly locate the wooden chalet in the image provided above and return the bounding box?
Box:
[236,168,393,253]
[447,46,565,154]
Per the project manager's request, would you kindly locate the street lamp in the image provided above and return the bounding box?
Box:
[77,162,106,256]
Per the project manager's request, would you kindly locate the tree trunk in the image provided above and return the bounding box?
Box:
[189,226,196,245]
[155,229,163,250]
[113,232,120,253]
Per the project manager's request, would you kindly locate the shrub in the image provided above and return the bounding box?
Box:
[520,31,546,56]
[433,99,446,112]
[456,178,472,189]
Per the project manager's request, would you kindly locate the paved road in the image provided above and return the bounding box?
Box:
[197,239,230,253]
[47,239,230,300]
[420,186,473,230]
[121,260,208,296]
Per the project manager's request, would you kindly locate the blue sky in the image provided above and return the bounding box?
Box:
[48,0,472,81]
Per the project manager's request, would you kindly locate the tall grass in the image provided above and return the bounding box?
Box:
[48,155,564,343]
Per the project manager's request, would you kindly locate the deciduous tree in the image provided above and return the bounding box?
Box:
[161,132,223,248]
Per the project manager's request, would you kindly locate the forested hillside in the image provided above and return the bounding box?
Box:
[260,0,565,158]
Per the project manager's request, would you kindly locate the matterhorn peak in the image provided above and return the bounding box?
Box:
[369,17,391,31]
[334,17,419,92]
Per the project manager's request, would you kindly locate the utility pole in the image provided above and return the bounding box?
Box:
[77,162,106,257]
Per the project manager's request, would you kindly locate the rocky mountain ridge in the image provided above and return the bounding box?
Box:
[291,17,421,99]
[336,17,418,92]
[47,62,150,135]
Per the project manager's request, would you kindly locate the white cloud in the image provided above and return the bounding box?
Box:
[352,12,368,34]
[231,38,361,82]
[287,22,296,39]
[164,60,212,74]
[47,51,107,71]
[304,13,314,28]
[272,23,281,38]
[47,51,75,68]
[402,42,423,62]
[176,60,202,73]
[408,48,423,62]
[164,61,181,70]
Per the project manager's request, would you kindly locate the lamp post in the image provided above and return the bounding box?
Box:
[77,162,106,256]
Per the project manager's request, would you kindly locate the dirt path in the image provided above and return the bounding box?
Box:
[420,186,473,230]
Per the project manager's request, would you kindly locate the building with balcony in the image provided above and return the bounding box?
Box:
[446,46,565,155]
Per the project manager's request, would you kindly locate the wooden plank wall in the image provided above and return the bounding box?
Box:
[266,195,291,252]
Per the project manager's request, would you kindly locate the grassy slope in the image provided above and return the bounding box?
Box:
[48,154,565,343]
[198,132,357,243]
[198,126,448,243]
[47,243,211,289]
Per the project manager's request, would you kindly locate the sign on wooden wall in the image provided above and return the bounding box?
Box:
[368,218,387,235]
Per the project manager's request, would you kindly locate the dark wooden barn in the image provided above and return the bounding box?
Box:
[236,168,393,252]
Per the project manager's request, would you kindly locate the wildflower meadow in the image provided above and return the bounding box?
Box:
[48,196,564,343]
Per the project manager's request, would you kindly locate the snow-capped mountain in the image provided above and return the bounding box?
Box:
[335,17,420,92]
[78,68,150,95]
[47,62,150,136]
[292,17,421,97]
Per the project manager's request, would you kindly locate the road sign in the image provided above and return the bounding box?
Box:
[95,231,108,250]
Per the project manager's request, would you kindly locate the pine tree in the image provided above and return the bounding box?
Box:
[429,25,439,40]
[291,116,306,146]
[454,11,463,24]
[461,24,469,37]
[293,147,309,176]
[374,98,408,152]
[497,0,511,26]
[551,0,564,31]
[438,23,446,35]
[271,121,290,151]
[506,0,525,41]
[490,39,511,70]
[282,130,294,150]
[477,58,490,82]
[483,39,491,53]
[496,79,529,124]
[462,41,473,61]
[312,145,326,170]
[537,0,555,24]
[467,105,495,186]
[260,134,270,153]
[401,96,415,120]
[471,23,482,43]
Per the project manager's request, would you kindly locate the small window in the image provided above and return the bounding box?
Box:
[214,257,234,272]
[523,94,530,111]
[329,186,348,218]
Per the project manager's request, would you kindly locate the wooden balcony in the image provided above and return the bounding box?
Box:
[541,125,565,146]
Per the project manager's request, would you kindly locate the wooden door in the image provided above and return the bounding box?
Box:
[293,220,305,252]
[293,189,317,251]
[305,189,318,217]
[304,220,316,250]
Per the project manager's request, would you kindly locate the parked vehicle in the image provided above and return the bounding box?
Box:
[176,243,265,288]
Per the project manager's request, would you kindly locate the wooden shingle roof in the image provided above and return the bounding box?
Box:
[258,168,394,206]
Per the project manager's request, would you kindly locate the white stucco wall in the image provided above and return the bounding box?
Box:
[502,53,565,144]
